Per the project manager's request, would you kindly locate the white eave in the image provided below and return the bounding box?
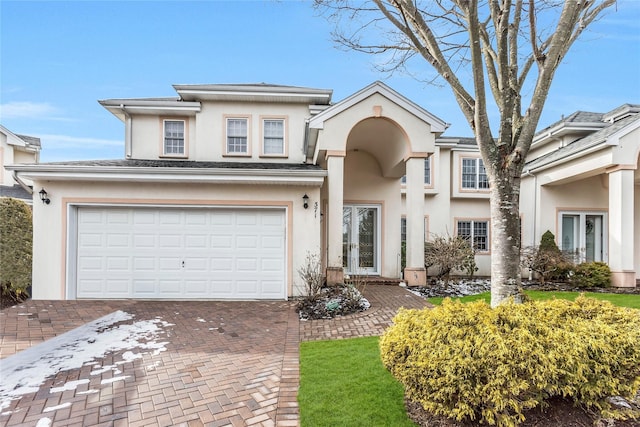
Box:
[99,99,201,121]
[308,81,448,133]
[8,164,327,186]
[173,84,333,104]
[531,122,606,145]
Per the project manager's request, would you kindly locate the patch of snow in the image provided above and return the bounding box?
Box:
[196,318,207,323]
[100,376,129,385]
[76,389,99,395]
[146,361,162,372]
[43,402,71,413]
[0,310,171,411]
[121,351,143,362]
[90,366,114,376]
[36,418,52,427]
[50,379,90,394]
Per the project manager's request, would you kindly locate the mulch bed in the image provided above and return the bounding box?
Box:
[406,396,640,427]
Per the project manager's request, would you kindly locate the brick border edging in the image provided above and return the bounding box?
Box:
[275,304,300,426]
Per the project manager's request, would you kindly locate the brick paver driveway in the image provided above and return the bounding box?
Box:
[0,300,299,427]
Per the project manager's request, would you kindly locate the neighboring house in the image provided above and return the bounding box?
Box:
[7,82,638,301]
[520,104,640,288]
[0,125,41,203]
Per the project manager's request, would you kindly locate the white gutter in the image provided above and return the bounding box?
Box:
[524,138,609,174]
[10,165,327,186]
[12,170,33,195]
[120,104,132,159]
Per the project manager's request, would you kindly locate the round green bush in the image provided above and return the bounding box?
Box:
[380,297,640,426]
[571,261,611,288]
[0,197,33,301]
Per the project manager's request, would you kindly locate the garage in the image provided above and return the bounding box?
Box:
[75,206,286,299]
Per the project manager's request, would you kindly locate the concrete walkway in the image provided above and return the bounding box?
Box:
[0,285,429,426]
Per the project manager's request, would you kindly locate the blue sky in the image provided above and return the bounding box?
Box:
[1,1,639,162]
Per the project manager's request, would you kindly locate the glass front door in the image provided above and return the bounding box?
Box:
[560,212,605,263]
[343,205,380,274]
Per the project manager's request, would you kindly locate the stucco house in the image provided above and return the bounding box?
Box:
[7,82,638,300]
[520,104,640,288]
[0,125,41,203]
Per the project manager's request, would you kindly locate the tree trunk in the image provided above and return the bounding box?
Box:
[489,170,524,307]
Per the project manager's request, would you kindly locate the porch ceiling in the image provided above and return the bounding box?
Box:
[346,117,407,178]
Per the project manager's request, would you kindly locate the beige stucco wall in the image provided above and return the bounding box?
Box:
[319,93,437,157]
[30,179,321,300]
[343,151,403,278]
[536,175,609,246]
[128,101,310,163]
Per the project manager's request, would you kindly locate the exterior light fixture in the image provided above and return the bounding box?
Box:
[39,188,51,205]
[302,194,309,209]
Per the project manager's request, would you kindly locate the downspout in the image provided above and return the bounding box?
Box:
[525,169,537,280]
[302,119,310,163]
[12,170,33,195]
[120,104,132,159]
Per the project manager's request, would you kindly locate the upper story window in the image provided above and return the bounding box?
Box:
[401,157,431,185]
[163,120,185,156]
[457,219,489,252]
[226,118,249,155]
[262,118,285,156]
[461,157,489,189]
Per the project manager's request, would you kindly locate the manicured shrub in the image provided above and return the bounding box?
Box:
[0,198,33,302]
[571,261,611,288]
[380,297,640,426]
[521,231,573,283]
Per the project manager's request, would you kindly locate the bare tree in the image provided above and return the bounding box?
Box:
[315,0,616,306]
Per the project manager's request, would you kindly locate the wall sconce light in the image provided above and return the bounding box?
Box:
[302,194,309,209]
[39,188,51,205]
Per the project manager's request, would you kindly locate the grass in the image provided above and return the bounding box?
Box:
[428,290,640,309]
[299,336,416,427]
[299,291,640,426]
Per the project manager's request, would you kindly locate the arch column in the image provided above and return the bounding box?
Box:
[404,155,427,286]
[608,167,636,287]
[326,152,345,285]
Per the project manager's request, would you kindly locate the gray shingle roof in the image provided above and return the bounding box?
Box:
[525,113,640,170]
[0,185,32,201]
[16,134,41,148]
[36,159,325,171]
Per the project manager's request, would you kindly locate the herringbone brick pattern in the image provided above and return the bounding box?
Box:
[1,300,298,427]
[300,285,433,341]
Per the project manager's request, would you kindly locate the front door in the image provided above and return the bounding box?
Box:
[342,205,380,275]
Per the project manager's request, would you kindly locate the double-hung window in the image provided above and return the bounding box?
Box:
[457,220,489,252]
[226,118,248,154]
[461,158,489,189]
[263,118,285,155]
[163,120,185,156]
[401,158,431,185]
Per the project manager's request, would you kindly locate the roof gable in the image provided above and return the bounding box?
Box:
[308,81,448,133]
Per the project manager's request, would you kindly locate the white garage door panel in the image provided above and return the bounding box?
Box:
[76,207,286,299]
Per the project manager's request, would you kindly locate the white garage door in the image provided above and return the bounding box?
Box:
[76,207,286,299]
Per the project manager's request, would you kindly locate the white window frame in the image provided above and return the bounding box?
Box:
[457,219,489,252]
[401,157,431,185]
[163,119,185,156]
[226,117,249,155]
[261,118,286,157]
[557,211,608,263]
[461,157,489,190]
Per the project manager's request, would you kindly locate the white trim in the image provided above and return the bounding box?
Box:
[69,204,288,300]
[308,81,448,133]
[343,204,382,275]
[557,210,608,263]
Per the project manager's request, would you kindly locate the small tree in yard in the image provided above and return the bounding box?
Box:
[315,0,617,306]
[0,197,33,303]
[297,252,324,301]
[425,233,477,283]
[521,230,572,284]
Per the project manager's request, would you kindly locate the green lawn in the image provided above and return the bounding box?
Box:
[299,336,416,427]
[299,291,639,427]
[428,290,640,309]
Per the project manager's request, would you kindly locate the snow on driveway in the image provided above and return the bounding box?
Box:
[0,310,173,412]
